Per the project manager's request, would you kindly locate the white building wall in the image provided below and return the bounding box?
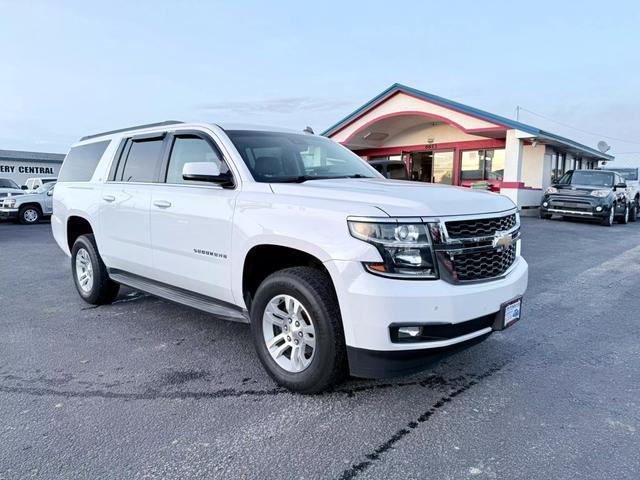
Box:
[521,144,546,189]
[0,161,61,186]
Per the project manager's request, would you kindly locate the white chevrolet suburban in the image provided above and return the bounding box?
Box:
[52,121,528,393]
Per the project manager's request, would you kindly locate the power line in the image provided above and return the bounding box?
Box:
[516,106,640,146]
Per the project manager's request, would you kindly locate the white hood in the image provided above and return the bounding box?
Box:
[270,178,516,217]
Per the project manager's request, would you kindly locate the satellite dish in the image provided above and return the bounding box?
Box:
[597,141,611,153]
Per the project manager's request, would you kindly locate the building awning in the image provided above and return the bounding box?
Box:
[322,84,614,162]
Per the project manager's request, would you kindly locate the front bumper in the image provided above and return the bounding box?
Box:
[540,194,611,218]
[0,207,19,219]
[325,254,528,377]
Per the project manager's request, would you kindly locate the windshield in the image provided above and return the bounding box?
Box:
[558,170,614,187]
[226,130,380,183]
[0,179,19,189]
[608,168,638,181]
[35,182,55,194]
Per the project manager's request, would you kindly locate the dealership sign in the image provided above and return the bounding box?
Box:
[0,164,57,175]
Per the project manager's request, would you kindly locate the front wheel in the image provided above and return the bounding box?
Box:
[601,205,615,227]
[71,234,120,305]
[19,205,41,224]
[250,267,347,394]
[619,204,630,224]
[629,201,638,222]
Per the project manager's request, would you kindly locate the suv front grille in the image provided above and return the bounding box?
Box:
[451,243,517,281]
[445,213,516,239]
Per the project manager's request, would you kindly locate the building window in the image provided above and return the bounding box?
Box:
[460,149,505,181]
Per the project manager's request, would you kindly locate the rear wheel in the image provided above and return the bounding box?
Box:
[19,205,41,224]
[71,234,120,305]
[250,266,347,394]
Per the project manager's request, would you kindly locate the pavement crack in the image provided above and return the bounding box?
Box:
[336,362,507,480]
[0,384,287,401]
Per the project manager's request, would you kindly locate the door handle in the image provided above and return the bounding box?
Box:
[153,200,172,209]
[102,195,116,202]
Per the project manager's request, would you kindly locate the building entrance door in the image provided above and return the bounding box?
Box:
[410,150,454,184]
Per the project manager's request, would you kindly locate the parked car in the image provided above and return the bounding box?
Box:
[603,167,639,216]
[0,178,25,199]
[52,121,528,393]
[0,181,56,224]
[369,159,409,179]
[23,177,57,192]
[540,169,633,226]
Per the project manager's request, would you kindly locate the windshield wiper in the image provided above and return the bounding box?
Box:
[276,174,371,183]
[277,175,328,183]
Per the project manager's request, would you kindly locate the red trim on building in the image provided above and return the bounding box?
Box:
[357,139,505,158]
[329,90,508,139]
[500,182,542,190]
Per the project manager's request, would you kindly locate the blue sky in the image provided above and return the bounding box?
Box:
[1,0,639,164]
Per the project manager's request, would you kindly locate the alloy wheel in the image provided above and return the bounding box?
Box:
[75,248,94,293]
[262,294,316,373]
[23,208,38,223]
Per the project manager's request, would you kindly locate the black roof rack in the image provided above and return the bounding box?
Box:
[79,121,184,141]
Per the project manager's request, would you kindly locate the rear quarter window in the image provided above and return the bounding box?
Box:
[58,140,111,182]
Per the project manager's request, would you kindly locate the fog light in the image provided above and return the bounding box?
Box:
[596,206,603,212]
[542,202,548,207]
[398,326,421,338]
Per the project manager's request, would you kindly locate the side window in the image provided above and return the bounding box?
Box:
[165,135,229,185]
[119,138,165,183]
[371,163,385,174]
[58,140,111,182]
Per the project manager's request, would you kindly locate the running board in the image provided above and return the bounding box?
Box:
[108,269,249,323]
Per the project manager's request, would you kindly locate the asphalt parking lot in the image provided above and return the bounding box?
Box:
[1,216,639,480]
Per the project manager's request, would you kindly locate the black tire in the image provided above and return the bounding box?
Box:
[18,205,41,225]
[601,204,615,227]
[539,211,552,220]
[71,234,120,305]
[249,266,347,394]
[629,201,638,222]
[618,204,629,224]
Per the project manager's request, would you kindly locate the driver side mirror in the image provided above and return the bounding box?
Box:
[182,162,234,187]
[21,185,28,190]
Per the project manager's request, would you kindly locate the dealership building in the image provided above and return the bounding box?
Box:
[0,149,65,187]
[323,84,614,208]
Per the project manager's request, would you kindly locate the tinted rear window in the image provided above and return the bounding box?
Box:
[58,140,110,182]
[119,139,165,183]
[0,179,20,189]
[609,168,638,181]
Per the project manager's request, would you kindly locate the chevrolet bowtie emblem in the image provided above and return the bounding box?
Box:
[493,231,513,249]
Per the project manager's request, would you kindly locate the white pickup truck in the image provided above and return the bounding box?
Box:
[52,121,528,393]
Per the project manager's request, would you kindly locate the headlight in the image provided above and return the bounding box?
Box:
[3,199,16,208]
[545,186,558,194]
[348,220,438,279]
[590,189,610,197]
